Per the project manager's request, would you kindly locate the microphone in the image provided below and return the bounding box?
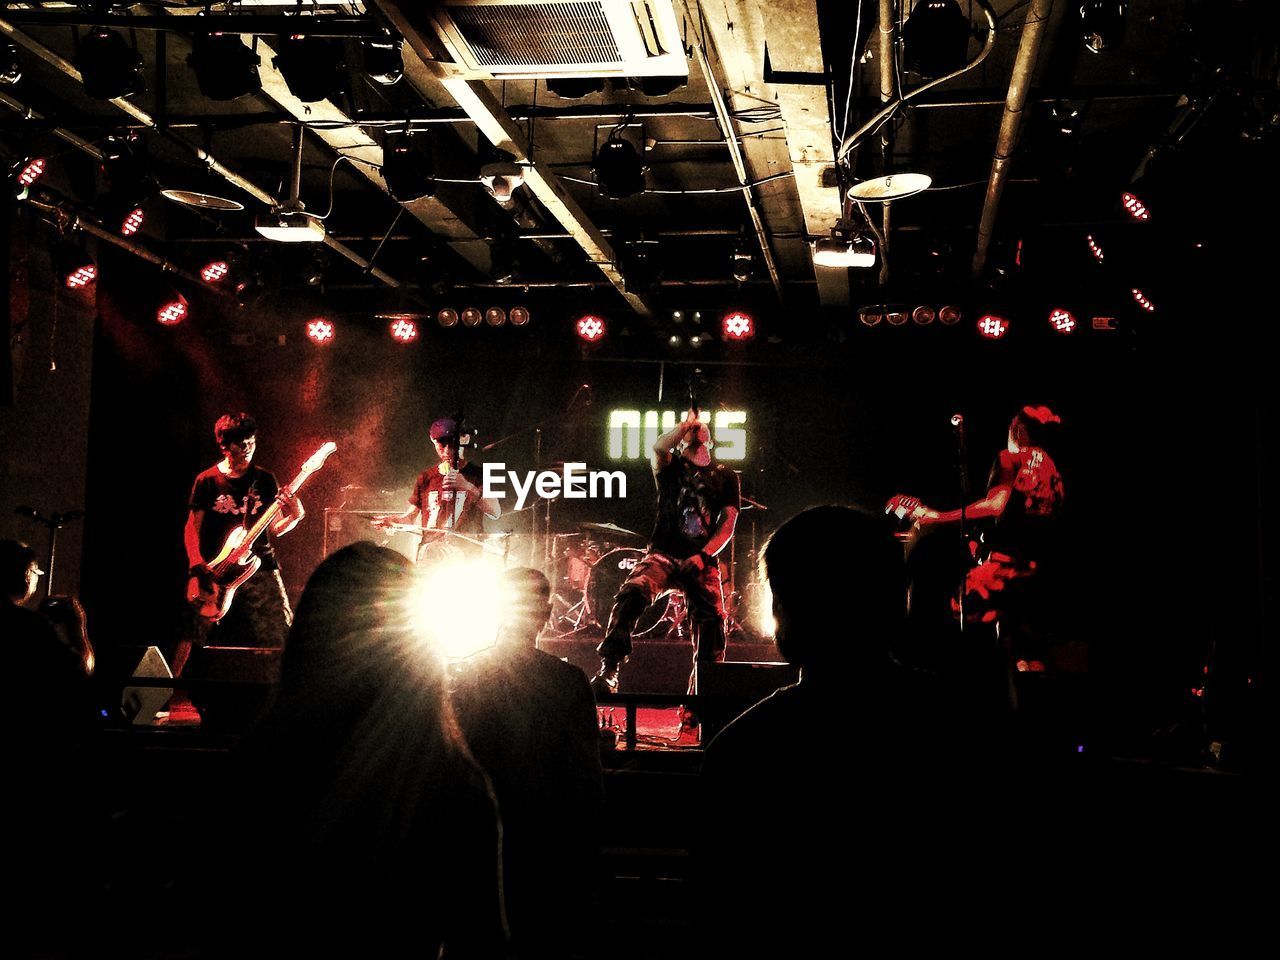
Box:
[950,413,964,428]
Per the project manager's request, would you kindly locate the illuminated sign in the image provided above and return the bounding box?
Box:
[607,410,747,461]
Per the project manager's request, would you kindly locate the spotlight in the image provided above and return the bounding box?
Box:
[75,28,145,101]
[306,317,335,345]
[667,334,684,349]
[437,308,459,329]
[1086,234,1106,262]
[509,306,530,327]
[689,334,705,348]
[120,206,145,237]
[299,247,328,287]
[461,307,483,328]
[593,135,647,199]
[273,34,346,104]
[1,39,21,85]
[156,293,189,326]
[100,134,158,208]
[1121,190,1150,222]
[388,316,418,342]
[859,310,883,327]
[977,314,1008,339]
[363,35,404,86]
[722,310,755,342]
[201,260,230,283]
[188,29,261,101]
[912,305,936,325]
[546,77,605,99]
[731,241,754,283]
[480,161,525,204]
[59,236,98,290]
[65,263,98,289]
[382,132,435,202]
[1049,308,1077,333]
[1131,288,1155,312]
[11,156,45,199]
[411,557,508,659]
[485,307,507,327]
[938,305,963,325]
[622,239,660,294]
[886,311,909,326]
[811,229,876,267]
[1080,1,1127,55]
[576,314,606,342]
[902,1,971,79]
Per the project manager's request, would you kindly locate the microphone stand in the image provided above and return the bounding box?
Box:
[951,416,969,632]
[15,506,84,598]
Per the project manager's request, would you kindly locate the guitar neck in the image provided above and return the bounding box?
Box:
[223,459,321,565]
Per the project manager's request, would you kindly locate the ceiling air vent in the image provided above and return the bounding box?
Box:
[431,0,687,80]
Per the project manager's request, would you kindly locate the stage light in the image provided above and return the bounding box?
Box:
[201,260,230,283]
[410,557,507,660]
[859,310,883,327]
[667,334,684,349]
[65,264,97,289]
[1,39,21,85]
[509,306,530,327]
[546,77,606,99]
[576,314,606,342]
[273,34,346,104]
[722,310,755,342]
[639,75,686,98]
[11,156,45,199]
[157,293,189,326]
[977,314,1008,339]
[902,1,971,79]
[306,318,335,345]
[120,206,145,237]
[1131,288,1155,312]
[593,135,647,200]
[1086,234,1105,262]
[480,161,524,204]
[912,305,936,325]
[75,27,145,101]
[388,316,418,342]
[731,238,754,283]
[437,308,459,329]
[938,305,962,325]
[1049,308,1077,333]
[1080,1,1126,54]
[382,132,435,202]
[689,334,705,348]
[886,311,909,326]
[1121,190,1150,222]
[485,307,507,327]
[811,230,876,268]
[188,30,261,101]
[363,35,404,86]
[461,307,483,328]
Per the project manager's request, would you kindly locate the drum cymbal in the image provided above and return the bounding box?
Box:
[580,521,642,539]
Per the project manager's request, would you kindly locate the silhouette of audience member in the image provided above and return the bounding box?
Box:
[223,542,508,957]
[699,507,968,952]
[451,568,604,960]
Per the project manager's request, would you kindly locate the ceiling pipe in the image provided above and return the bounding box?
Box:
[971,0,1056,280]
[0,16,402,288]
[683,2,782,301]
[878,0,895,286]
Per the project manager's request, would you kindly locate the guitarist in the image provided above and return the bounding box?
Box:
[178,412,303,672]
[373,417,501,564]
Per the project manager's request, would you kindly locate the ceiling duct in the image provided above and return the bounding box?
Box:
[430,0,688,80]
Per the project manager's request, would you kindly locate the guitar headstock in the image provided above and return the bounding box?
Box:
[301,441,338,476]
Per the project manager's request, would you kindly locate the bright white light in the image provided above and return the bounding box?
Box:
[409,557,510,660]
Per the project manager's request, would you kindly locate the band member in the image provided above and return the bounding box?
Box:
[178,413,302,672]
[592,408,740,739]
[887,404,1064,667]
[373,417,501,562]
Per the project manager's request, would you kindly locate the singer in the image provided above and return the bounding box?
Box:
[887,405,1065,669]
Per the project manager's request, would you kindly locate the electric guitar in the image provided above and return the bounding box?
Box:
[188,441,337,622]
[885,493,929,525]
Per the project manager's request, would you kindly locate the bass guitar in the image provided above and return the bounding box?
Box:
[188,441,337,622]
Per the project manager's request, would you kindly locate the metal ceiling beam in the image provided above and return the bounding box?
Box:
[972,0,1057,279]
[0,16,402,287]
[0,13,382,35]
[756,0,848,306]
[373,0,654,317]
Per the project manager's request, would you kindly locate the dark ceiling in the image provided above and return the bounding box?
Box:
[2,1,1277,343]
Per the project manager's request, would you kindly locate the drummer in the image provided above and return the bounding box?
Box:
[373,417,501,564]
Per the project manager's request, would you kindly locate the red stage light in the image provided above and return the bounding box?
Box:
[1049,308,1077,334]
[157,295,188,326]
[65,265,97,289]
[17,157,46,187]
[576,314,606,342]
[509,306,530,327]
[388,316,418,342]
[306,318,335,345]
[1131,288,1155,312]
[977,315,1008,339]
[1121,191,1149,222]
[201,260,229,283]
[938,305,962,325]
[485,307,506,327]
[722,310,754,341]
[437,308,459,328]
[121,207,145,236]
[1086,234,1105,262]
[460,307,483,328]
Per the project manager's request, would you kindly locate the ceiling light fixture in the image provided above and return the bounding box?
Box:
[363,34,404,86]
[903,1,972,78]
[383,131,435,202]
[189,27,261,101]
[256,126,325,243]
[479,161,525,204]
[274,34,346,104]
[593,133,647,200]
[1080,1,1127,55]
[75,27,145,101]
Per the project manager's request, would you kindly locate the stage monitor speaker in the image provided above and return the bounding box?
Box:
[695,660,800,742]
[121,645,174,725]
[188,645,282,734]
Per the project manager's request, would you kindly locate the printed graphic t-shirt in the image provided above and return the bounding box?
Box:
[650,458,740,559]
[410,461,487,536]
[189,464,280,569]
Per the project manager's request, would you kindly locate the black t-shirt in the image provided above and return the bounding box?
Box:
[189,464,280,569]
[649,457,741,559]
[410,461,486,537]
[985,445,1064,559]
